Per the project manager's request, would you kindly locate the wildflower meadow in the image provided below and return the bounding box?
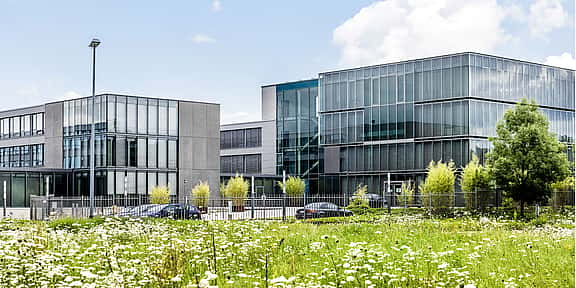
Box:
[0,214,573,287]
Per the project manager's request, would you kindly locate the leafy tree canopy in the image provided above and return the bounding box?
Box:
[487,99,570,215]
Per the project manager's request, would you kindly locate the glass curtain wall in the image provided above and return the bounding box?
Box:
[62,95,179,196]
[276,80,320,194]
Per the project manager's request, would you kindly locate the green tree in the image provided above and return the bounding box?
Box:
[460,154,492,211]
[277,176,306,196]
[191,181,210,210]
[150,186,170,204]
[487,99,570,217]
[419,160,456,214]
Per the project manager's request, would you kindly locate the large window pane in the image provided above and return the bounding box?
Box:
[137,138,147,168]
[116,171,125,195]
[107,95,116,132]
[127,97,137,133]
[148,99,158,135]
[116,96,126,133]
[127,138,137,167]
[168,140,177,169]
[137,172,146,195]
[148,138,157,168]
[116,137,126,166]
[158,100,168,135]
[168,101,178,136]
[138,98,148,134]
[147,172,156,194]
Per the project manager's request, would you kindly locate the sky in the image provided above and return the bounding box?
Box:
[0,0,574,124]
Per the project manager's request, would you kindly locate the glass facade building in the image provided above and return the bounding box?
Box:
[319,52,575,195]
[274,79,322,194]
[0,94,220,206]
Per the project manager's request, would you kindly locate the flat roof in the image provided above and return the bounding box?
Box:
[319,51,575,75]
[261,78,318,88]
[45,93,219,106]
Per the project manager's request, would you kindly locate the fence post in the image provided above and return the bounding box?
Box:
[251,176,255,219]
[282,171,286,222]
[387,173,392,214]
[3,181,6,218]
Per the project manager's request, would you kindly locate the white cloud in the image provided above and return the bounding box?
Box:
[332,0,511,67]
[544,52,576,69]
[212,0,222,12]
[221,111,259,124]
[529,0,568,37]
[191,33,216,44]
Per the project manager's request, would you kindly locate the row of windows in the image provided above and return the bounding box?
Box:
[340,139,470,173]
[220,154,262,174]
[278,118,318,149]
[63,95,178,137]
[106,171,177,196]
[321,66,469,111]
[468,101,575,142]
[63,136,177,169]
[0,144,44,167]
[220,128,262,149]
[0,113,44,139]
[470,61,574,110]
[415,100,469,138]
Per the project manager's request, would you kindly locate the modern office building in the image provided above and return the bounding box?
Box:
[318,52,574,196]
[220,120,278,194]
[0,94,220,206]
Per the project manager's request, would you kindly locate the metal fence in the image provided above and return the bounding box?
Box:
[29,190,574,221]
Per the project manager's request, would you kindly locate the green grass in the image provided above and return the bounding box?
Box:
[0,214,572,287]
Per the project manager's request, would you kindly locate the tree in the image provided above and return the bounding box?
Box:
[460,154,492,211]
[222,174,249,211]
[150,186,170,204]
[191,181,210,211]
[277,176,306,197]
[419,160,456,214]
[487,99,570,217]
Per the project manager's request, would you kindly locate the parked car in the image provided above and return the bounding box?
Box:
[117,204,158,217]
[360,193,388,208]
[138,204,202,220]
[295,202,353,219]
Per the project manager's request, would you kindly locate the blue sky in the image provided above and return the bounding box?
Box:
[0,0,573,123]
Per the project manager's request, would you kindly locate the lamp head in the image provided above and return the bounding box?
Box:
[89,38,101,48]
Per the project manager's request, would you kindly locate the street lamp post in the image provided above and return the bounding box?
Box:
[89,38,101,218]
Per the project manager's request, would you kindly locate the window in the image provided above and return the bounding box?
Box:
[138,98,147,134]
[137,172,146,195]
[127,138,137,167]
[107,95,116,132]
[148,99,158,135]
[137,138,147,167]
[168,101,178,136]
[116,137,126,166]
[148,138,157,168]
[245,128,262,148]
[127,97,137,133]
[147,172,156,194]
[168,140,177,169]
[22,115,30,136]
[116,96,126,133]
[158,138,167,168]
[106,136,115,166]
[158,100,168,135]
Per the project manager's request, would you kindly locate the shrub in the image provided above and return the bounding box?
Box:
[191,181,210,208]
[401,180,415,207]
[419,160,455,215]
[277,176,306,196]
[150,186,170,204]
[460,154,492,211]
[347,184,370,211]
[222,174,249,208]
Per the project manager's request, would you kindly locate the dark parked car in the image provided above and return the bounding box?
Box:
[353,193,387,208]
[117,204,158,217]
[295,202,353,219]
[138,204,202,220]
